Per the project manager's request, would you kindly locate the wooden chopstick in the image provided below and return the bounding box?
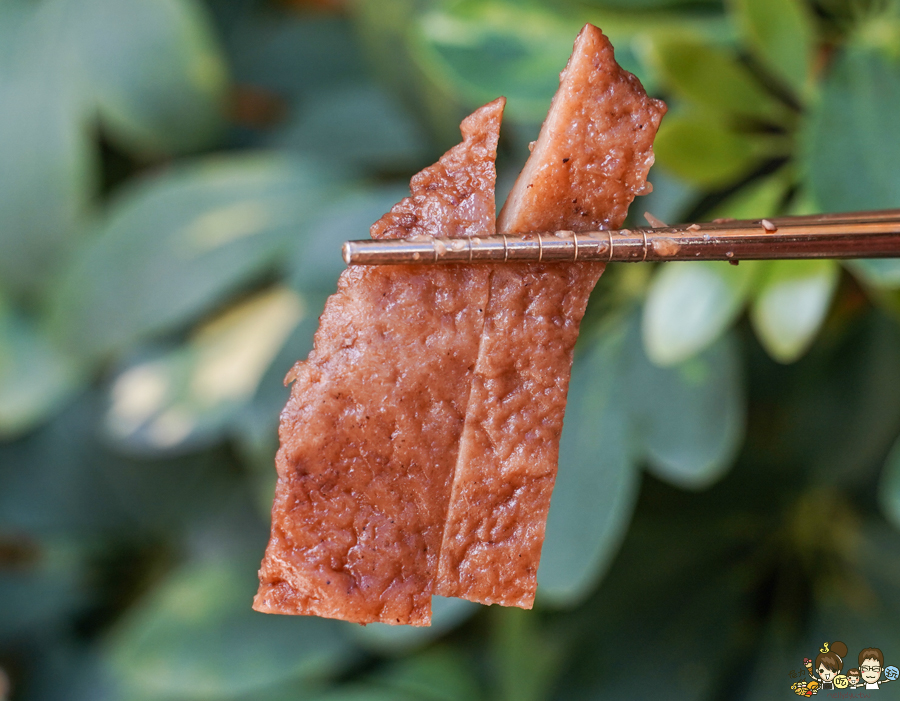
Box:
[342,209,900,266]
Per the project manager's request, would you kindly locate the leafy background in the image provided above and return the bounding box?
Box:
[2,0,900,699]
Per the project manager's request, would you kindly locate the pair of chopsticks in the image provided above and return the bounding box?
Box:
[342,209,900,266]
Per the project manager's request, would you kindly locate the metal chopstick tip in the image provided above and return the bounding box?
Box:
[342,241,353,265]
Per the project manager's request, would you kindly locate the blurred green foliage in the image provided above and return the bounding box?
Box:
[2,0,900,699]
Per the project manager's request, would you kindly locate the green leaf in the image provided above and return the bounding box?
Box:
[489,607,563,701]
[0,306,80,440]
[805,46,900,288]
[847,258,900,290]
[233,679,328,701]
[310,688,420,701]
[348,0,429,129]
[855,523,900,620]
[351,596,479,655]
[0,390,236,537]
[864,286,900,323]
[879,434,900,531]
[730,0,815,100]
[642,260,760,366]
[851,4,900,62]
[803,45,900,288]
[644,34,786,121]
[355,0,732,143]
[589,579,747,700]
[629,330,746,490]
[538,320,639,606]
[104,287,303,455]
[0,539,90,643]
[568,512,753,701]
[228,13,369,103]
[75,0,229,155]
[784,310,900,484]
[410,1,584,123]
[642,172,787,364]
[787,187,820,217]
[377,648,483,701]
[107,557,356,699]
[47,154,342,363]
[750,259,840,363]
[805,45,900,211]
[13,641,111,701]
[708,168,792,220]
[0,3,95,301]
[581,0,722,7]
[653,113,763,187]
[271,85,429,174]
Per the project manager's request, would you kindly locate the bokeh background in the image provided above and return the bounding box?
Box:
[2,0,900,698]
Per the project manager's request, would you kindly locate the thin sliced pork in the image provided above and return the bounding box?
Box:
[435,25,666,607]
[254,98,505,625]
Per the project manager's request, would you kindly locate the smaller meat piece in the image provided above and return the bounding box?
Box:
[254,98,505,626]
[436,24,666,608]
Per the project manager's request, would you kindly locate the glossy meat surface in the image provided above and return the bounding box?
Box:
[254,98,505,625]
[436,25,666,607]
[496,24,666,236]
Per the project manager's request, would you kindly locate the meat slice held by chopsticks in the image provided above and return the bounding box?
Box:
[435,24,666,608]
[254,98,505,626]
[255,21,667,624]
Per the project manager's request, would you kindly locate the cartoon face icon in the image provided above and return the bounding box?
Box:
[861,659,883,684]
[886,665,899,681]
[817,664,835,681]
[834,675,849,689]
